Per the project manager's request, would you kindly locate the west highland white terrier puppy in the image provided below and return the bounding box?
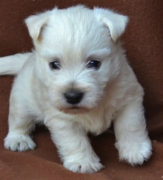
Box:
[0,5,152,173]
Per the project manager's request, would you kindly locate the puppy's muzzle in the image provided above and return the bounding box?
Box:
[64,89,84,104]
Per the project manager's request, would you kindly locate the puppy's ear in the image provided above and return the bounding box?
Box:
[94,8,128,42]
[25,10,53,43]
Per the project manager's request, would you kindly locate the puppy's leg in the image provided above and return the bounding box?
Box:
[46,120,103,173]
[5,117,36,152]
[4,94,36,152]
[114,101,152,165]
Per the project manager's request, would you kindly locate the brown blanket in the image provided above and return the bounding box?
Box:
[0,0,163,179]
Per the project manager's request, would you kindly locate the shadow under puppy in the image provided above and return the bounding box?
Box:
[0,5,152,173]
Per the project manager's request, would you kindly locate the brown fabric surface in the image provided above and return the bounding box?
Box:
[0,0,163,179]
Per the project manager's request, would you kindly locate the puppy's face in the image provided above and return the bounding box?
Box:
[26,6,128,114]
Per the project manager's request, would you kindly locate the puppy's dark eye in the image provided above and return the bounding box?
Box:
[50,61,61,70]
[86,60,101,70]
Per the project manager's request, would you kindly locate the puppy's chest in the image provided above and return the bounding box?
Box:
[75,106,114,135]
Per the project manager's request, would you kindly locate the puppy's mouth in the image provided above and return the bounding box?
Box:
[60,106,90,114]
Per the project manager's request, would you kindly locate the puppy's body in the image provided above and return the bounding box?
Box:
[0,6,152,173]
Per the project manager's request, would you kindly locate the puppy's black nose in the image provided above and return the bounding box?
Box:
[64,90,84,104]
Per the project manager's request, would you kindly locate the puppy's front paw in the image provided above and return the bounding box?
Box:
[4,134,36,151]
[116,138,152,165]
[63,154,104,173]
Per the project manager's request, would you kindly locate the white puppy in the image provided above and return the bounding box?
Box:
[0,5,152,173]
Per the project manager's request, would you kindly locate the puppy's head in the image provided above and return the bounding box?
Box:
[25,5,128,114]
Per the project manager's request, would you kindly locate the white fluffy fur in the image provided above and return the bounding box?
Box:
[0,5,152,173]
